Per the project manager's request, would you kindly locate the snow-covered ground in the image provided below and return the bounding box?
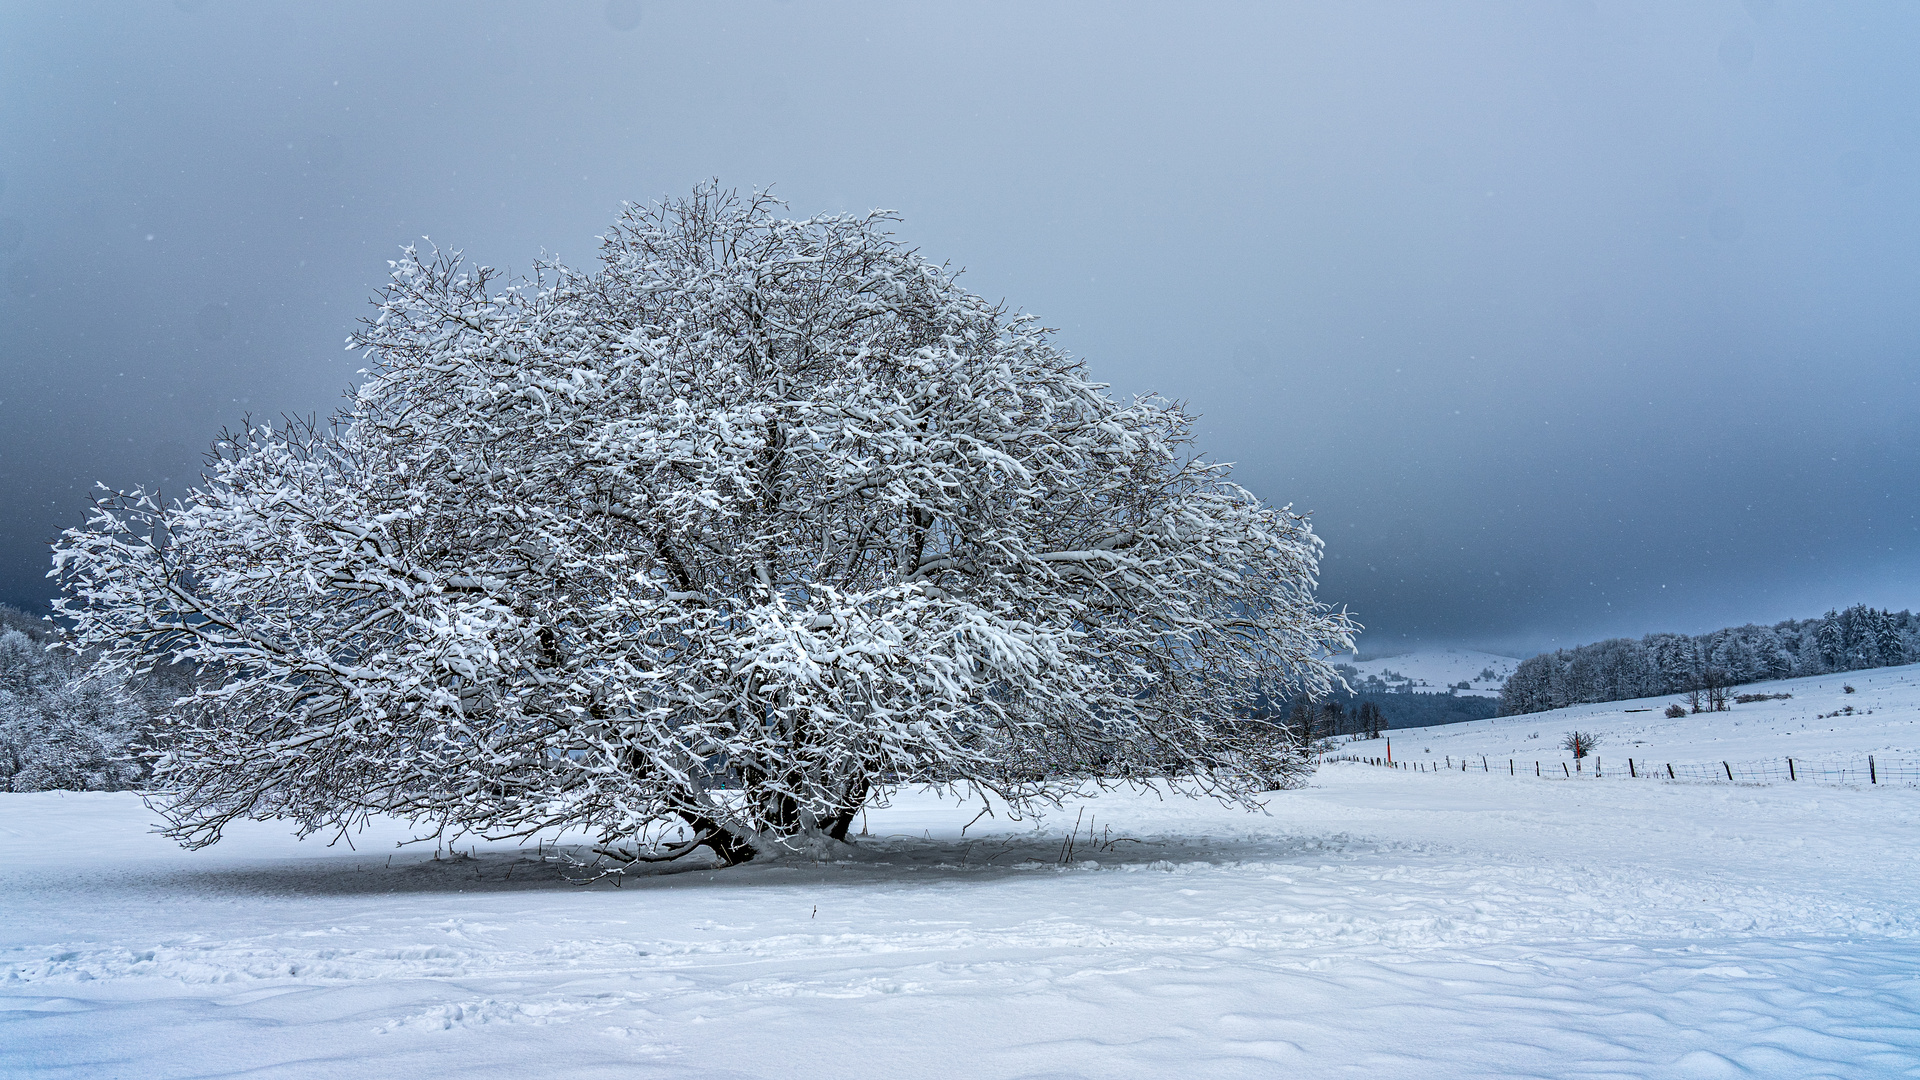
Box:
[6,668,1920,1078]
[1367,661,1920,769]
[1337,647,1518,697]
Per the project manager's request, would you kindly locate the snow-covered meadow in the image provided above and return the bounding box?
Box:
[1373,661,1920,770]
[7,668,1920,1078]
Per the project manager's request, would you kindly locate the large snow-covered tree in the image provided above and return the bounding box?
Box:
[54,185,1358,865]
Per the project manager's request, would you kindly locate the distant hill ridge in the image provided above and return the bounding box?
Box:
[1333,648,1518,698]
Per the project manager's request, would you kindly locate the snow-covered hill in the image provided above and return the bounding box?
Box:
[1335,647,1519,697]
[1360,661,1920,767]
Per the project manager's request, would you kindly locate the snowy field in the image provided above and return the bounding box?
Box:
[7,671,1920,1078]
[1375,662,1920,769]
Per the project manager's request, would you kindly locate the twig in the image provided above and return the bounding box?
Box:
[961,805,993,836]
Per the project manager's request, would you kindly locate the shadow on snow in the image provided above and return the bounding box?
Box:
[130,828,1381,899]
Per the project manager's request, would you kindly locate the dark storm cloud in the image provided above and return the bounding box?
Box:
[2,2,1916,654]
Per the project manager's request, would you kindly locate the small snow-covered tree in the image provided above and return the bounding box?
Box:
[54,184,1357,865]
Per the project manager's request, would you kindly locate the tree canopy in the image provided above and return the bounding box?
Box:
[54,185,1357,865]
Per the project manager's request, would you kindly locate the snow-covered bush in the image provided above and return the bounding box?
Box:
[52,184,1357,864]
[0,617,148,792]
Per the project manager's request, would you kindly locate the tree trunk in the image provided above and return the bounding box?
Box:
[700,826,758,866]
[669,800,759,866]
[823,773,872,841]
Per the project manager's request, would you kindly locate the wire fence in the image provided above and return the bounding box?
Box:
[1322,749,1920,787]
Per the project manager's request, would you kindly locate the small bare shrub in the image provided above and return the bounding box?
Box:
[1562,730,1599,761]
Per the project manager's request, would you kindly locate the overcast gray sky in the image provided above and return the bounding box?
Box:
[2,1,1915,655]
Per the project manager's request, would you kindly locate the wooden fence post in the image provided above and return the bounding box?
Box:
[1723,761,1732,781]
[1870,755,1877,785]
[1563,762,1570,777]
[1510,759,1514,776]
[1628,758,1636,778]
[1787,757,1795,781]
[1535,761,1540,776]
[1667,764,1674,780]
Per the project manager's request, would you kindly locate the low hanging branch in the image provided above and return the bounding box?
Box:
[53,182,1358,867]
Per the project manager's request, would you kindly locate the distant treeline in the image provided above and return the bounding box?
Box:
[1499,604,1920,716]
